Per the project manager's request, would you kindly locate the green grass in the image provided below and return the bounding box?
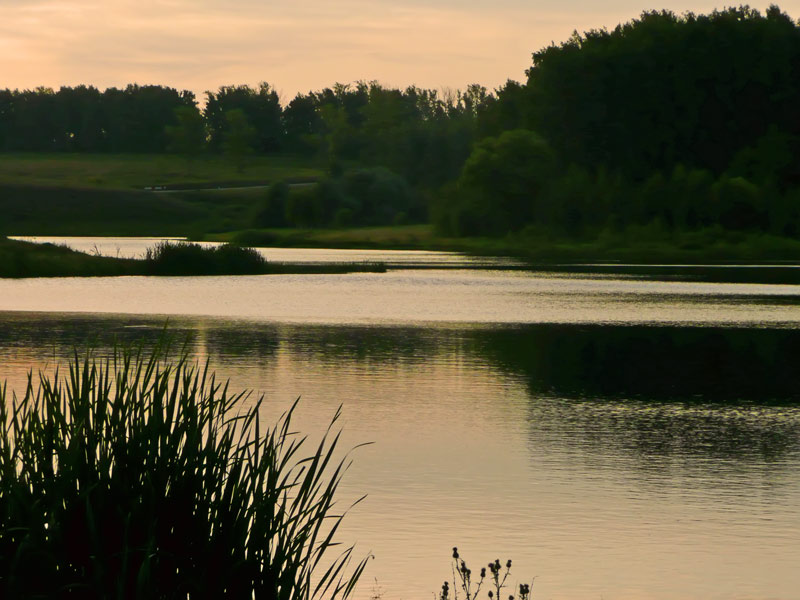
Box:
[0,238,386,278]
[0,153,325,190]
[0,153,325,238]
[212,224,446,250]
[209,224,800,265]
[0,341,369,599]
[0,236,139,277]
[502,225,800,264]
[4,152,800,267]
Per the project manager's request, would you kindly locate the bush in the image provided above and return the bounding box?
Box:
[285,186,322,228]
[145,241,267,275]
[340,167,417,226]
[283,181,347,228]
[233,229,279,247]
[457,129,557,233]
[254,181,291,228]
[712,176,767,231]
[0,343,368,599]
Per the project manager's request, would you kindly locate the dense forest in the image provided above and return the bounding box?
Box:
[442,4,800,240]
[2,5,800,239]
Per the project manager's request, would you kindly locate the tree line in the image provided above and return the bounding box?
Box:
[3,5,800,240]
[0,81,489,188]
[436,5,800,239]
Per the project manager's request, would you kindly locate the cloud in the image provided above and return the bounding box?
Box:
[2,0,794,99]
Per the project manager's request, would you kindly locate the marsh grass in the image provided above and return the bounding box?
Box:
[0,237,385,277]
[0,153,324,191]
[144,241,386,275]
[145,240,268,275]
[0,236,138,277]
[0,342,369,599]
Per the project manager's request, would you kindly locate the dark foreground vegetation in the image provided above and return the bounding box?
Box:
[0,238,385,278]
[3,5,800,263]
[0,343,368,599]
[441,549,532,600]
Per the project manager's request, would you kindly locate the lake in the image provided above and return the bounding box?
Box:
[2,238,800,600]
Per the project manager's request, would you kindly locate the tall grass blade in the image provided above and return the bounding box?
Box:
[0,340,368,599]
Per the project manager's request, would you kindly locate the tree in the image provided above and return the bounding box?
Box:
[204,83,283,153]
[457,129,557,233]
[165,106,207,159]
[520,7,800,180]
[222,109,256,171]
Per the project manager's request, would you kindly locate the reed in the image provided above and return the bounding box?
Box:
[0,342,368,599]
[145,240,268,275]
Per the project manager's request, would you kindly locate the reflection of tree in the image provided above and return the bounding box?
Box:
[0,316,450,375]
[523,396,800,465]
[0,314,193,361]
[270,325,445,365]
[472,324,800,403]
[203,327,280,361]
[469,324,800,466]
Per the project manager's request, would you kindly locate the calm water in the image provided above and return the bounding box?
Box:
[2,239,800,600]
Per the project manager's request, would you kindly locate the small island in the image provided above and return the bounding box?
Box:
[0,237,385,278]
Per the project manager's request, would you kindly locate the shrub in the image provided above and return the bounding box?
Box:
[340,167,417,226]
[254,181,291,228]
[457,129,557,233]
[233,229,279,247]
[145,241,267,275]
[285,186,322,228]
[0,343,368,599]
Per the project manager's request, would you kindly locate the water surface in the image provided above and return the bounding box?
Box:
[2,242,800,600]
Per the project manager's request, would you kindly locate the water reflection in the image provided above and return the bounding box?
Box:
[475,324,800,402]
[1,313,799,599]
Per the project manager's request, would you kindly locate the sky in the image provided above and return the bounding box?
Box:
[2,0,799,103]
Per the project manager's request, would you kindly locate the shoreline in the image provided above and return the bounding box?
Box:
[7,236,800,284]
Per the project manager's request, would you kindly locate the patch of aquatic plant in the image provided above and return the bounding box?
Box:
[145,240,386,275]
[0,342,369,599]
[145,240,268,275]
[0,237,385,278]
[440,548,532,600]
[0,236,137,278]
[267,261,387,274]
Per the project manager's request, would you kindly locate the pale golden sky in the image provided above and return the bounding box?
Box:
[2,1,798,101]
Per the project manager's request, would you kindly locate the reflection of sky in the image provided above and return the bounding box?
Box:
[3,1,796,99]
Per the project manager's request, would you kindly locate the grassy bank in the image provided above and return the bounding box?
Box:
[0,153,325,237]
[0,153,324,190]
[5,154,800,268]
[0,184,295,237]
[0,237,139,277]
[0,238,385,278]
[207,224,800,264]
